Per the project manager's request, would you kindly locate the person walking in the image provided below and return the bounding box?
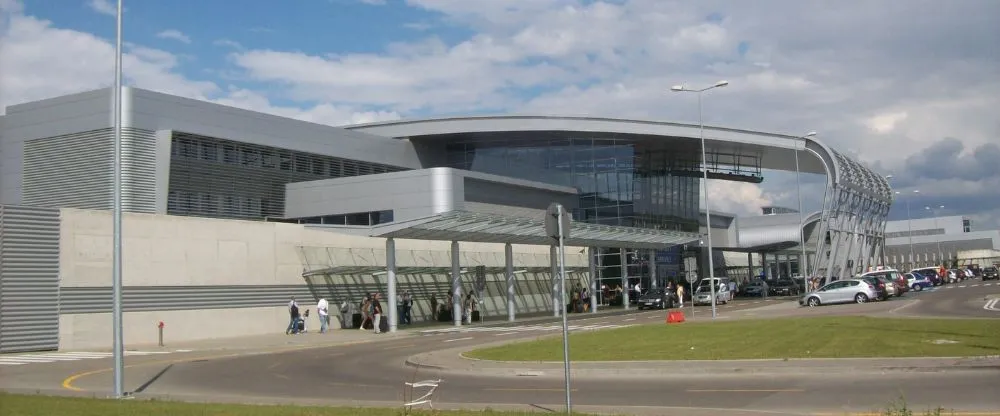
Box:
[316,298,329,333]
[371,293,384,334]
[285,296,300,335]
[676,284,685,309]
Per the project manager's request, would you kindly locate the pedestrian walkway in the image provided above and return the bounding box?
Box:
[0,350,185,366]
[419,322,632,335]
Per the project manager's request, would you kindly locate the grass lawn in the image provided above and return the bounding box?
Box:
[0,393,571,416]
[465,316,1000,361]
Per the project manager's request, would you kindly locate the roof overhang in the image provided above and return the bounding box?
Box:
[345,115,893,204]
[310,210,701,249]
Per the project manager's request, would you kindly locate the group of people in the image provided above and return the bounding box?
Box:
[428,292,479,323]
[285,296,335,335]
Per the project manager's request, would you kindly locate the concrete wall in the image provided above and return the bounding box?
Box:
[56,208,586,350]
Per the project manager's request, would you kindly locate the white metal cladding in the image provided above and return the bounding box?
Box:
[22,128,159,213]
[364,210,700,249]
[59,285,344,314]
[0,204,61,353]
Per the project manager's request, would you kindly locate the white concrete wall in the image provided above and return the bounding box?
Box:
[57,208,588,350]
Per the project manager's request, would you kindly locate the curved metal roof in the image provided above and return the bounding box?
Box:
[347,115,893,203]
[737,211,824,250]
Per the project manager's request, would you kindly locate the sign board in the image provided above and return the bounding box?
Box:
[474,265,487,295]
[544,203,571,243]
[684,257,698,283]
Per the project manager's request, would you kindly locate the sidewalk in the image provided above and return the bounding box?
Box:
[99,303,668,355]
[406,343,1000,378]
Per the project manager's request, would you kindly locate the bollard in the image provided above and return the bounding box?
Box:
[157,321,165,347]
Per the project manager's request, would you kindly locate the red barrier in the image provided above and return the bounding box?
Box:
[666,310,685,324]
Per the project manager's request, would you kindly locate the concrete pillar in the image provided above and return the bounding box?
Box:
[505,243,515,322]
[784,255,792,278]
[620,248,629,309]
[761,253,769,280]
[451,240,462,327]
[550,245,560,317]
[589,247,598,314]
[649,248,658,289]
[386,238,397,333]
[747,252,754,280]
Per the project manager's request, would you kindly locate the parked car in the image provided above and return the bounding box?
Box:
[982,266,999,281]
[693,278,732,306]
[858,269,907,295]
[770,278,800,296]
[911,267,943,286]
[859,276,890,301]
[636,288,676,310]
[905,272,932,291]
[799,279,879,307]
[742,279,767,297]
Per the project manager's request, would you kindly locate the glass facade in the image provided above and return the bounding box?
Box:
[440,132,703,299]
[442,134,701,233]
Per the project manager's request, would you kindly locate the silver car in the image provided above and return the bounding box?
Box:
[799,279,879,307]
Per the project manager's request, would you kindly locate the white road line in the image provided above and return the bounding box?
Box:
[0,349,184,366]
[624,318,636,322]
[946,286,956,289]
[958,285,968,288]
[970,284,981,287]
[442,337,474,343]
[984,299,1000,312]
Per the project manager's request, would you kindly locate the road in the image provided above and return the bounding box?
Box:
[3,283,998,415]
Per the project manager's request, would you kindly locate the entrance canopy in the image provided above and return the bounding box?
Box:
[366,210,701,249]
[303,265,588,277]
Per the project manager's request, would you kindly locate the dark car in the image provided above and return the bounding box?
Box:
[636,289,676,310]
[983,266,999,281]
[770,279,800,296]
[911,268,942,286]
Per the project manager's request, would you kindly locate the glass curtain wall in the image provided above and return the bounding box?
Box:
[443,133,701,303]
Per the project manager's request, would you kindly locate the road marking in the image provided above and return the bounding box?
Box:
[494,332,518,336]
[959,285,968,288]
[381,343,417,350]
[624,318,636,321]
[984,299,1000,312]
[0,350,179,366]
[419,323,632,334]
[442,337,475,343]
[485,388,579,392]
[687,389,804,393]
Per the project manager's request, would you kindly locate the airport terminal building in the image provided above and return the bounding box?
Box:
[0,87,891,352]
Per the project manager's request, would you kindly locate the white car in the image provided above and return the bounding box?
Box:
[799,279,879,307]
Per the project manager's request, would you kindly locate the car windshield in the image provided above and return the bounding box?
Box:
[985,267,997,272]
[641,289,664,297]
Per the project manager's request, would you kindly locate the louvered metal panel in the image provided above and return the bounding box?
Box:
[22,128,159,213]
[58,281,455,314]
[167,132,407,220]
[0,204,61,353]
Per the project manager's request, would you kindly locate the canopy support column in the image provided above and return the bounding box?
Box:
[589,247,598,314]
[505,243,515,322]
[451,240,462,327]
[649,248,658,290]
[620,249,629,309]
[386,238,397,333]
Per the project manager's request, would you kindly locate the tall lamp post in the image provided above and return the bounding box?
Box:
[111,0,126,399]
[895,189,919,269]
[670,80,729,319]
[795,132,817,282]
[925,205,944,264]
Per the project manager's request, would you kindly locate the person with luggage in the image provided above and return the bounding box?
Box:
[285,296,300,335]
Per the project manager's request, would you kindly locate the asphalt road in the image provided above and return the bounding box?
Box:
[5,285,999,415]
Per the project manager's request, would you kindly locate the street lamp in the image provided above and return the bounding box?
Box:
[795,132,816,282]
[670,79,729,319]
[925,205,945,264]
[895,189,919,269]
[110,0,125,400]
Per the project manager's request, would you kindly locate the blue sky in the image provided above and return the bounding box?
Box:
[2,0,999,225]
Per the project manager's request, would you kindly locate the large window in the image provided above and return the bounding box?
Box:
[168,132,406,220]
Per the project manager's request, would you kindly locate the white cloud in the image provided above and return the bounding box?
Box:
[3,0,1000,226]
[87,0,116,16]
[156,29,191,44]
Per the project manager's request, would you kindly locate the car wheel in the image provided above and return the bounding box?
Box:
[807,297,820,307]
[855,293,869,304]
[912,284,922,292]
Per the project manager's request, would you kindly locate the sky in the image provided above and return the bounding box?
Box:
[1,0,998,228]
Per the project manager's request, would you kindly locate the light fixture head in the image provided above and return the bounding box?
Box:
[886,174,894,179]
[715,80,729,87]
[670,85,685,92]
[804,131,817,137]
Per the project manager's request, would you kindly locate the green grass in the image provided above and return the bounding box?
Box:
[0,392,572,416]
[465,316,1000,361]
